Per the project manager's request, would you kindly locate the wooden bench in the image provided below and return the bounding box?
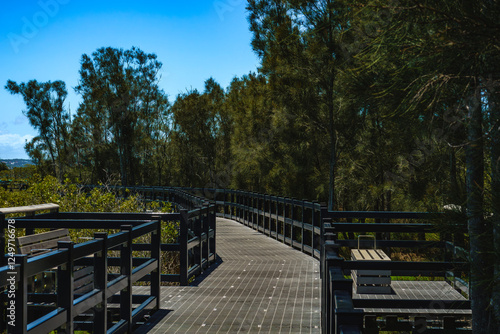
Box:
[351,236,392,294]
[17,229,94,294]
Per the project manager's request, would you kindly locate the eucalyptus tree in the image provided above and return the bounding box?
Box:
[5,80,70,179]
[75,46,167,186]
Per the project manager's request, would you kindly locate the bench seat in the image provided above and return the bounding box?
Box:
[351,249,391,294]
[17,229,94,294]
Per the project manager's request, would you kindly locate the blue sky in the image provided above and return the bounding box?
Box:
[0,0,259,159]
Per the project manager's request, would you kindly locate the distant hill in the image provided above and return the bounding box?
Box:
[0,159,34,168]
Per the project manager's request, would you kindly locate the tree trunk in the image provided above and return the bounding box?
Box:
[328,95,336,211]
[465,86,492,333]
[118,136,128,186]
[449,148,460,203]
[489,85,500,332]
[42,132,58,178]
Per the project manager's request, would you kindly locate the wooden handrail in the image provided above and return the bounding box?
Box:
[0,203,59,215]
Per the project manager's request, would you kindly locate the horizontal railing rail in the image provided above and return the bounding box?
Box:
[0,203,59,216]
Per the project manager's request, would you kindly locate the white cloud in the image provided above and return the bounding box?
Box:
[0,133,34,159]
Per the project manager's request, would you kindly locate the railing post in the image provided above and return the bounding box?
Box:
[318,203,328,265]
[222,189,227,218]
[151,221,161,310]
[237,191,241,222]
[94,232,108,334]
[271,196,278,240]
[250,192,255,230]
[334,289,363,334]
[229,191,233,220]
[245,193,250,224]
[233,191,238,221]
[209,200,216,260]
[241,193,246,223]
[257,192,261,230]
[311,202,318,255]
[325,258,340,334]
[238,191,242,222]
[203,202,210,268]
[289,198,294,246]
[57,241,75,333]
[301,200,306,253]
[284,197,290,244]
[247,193,251,224]
[196,207,203,271]
[180,210,189,285]
[120,225,133,333]
[252,192,257,229]
[321,217,332,334]
[194,208,202,272]
[10,254,28,334]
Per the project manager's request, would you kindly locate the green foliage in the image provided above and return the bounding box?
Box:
[0,165,37,181]
[5,80,70,180]
[0,175,144,213]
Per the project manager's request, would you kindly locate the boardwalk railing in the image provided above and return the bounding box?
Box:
[322,212,470,333]
[2,185,471,333]
[142,187,471,334]
[1,215,161,333]
[1,189,216,333]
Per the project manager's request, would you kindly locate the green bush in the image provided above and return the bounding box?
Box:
[1,175,179,284]
[0,175,172,213]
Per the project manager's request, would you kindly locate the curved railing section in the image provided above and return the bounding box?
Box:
[0,188,217,333]
[125,187,471,334]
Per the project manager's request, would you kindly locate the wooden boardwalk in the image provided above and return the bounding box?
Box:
[136,218,322,333]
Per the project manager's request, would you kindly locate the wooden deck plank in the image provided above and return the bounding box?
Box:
[136,218,321,333]
[353,280,471,315]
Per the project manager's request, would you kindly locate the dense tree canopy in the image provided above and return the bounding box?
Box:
[74,47,169,186]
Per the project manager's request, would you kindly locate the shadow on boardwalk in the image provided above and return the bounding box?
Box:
[136,218,321,334]
[190,255,224,287]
